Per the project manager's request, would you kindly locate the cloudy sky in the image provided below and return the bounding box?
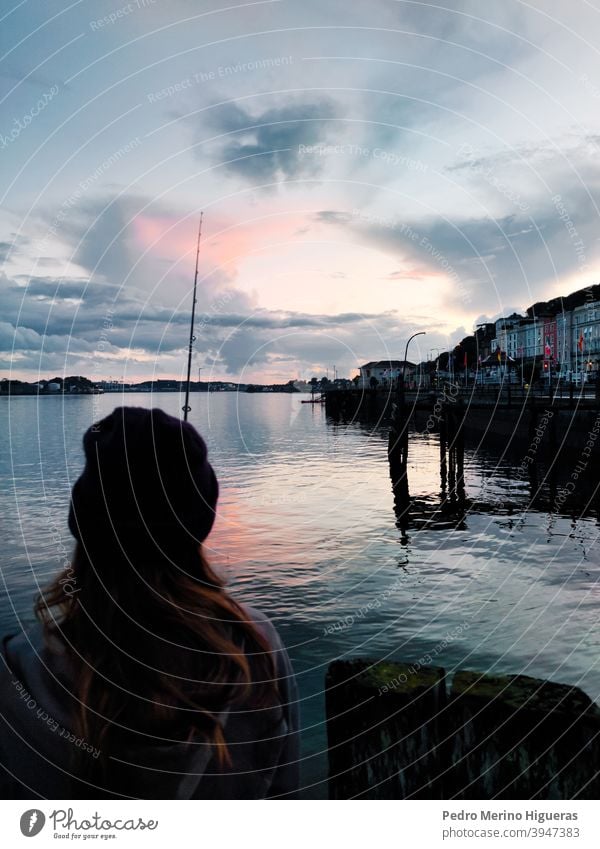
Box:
[2,0,600,383]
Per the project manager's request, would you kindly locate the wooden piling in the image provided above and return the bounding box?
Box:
[440,410,448,493]
[326,659,446,799]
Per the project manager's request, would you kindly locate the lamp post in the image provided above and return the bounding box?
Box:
[401,331,426,402]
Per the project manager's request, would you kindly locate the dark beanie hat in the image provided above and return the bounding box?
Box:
[68,407,219,560]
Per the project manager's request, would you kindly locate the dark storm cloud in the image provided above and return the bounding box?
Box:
[22,277,112,306]
[212,309,425,376]
[211,327,271,373]
[32,194,154,294]
[199,99,340,184]
[0,321,98,355]
[195,310,383,330]
[316,210,350,226]
[73,200,133,284]
[4,271,189,353]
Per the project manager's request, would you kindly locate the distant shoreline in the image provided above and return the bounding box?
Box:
[0,389,305,397]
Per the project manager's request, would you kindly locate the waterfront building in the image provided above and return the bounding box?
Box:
[431,285,600,388]
[358,360,415,388]
[491,314,527,363]
[571,300,600,380]
[519,316,543,361]
[556,310,573,376]
[492,313,523,361]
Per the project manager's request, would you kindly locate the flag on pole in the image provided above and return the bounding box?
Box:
[463,351,468,368]
[544,337,552,357]
[578,332,584,352]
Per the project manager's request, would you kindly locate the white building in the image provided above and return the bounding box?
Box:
[358,360,415,388]
[492,314,523,360]
[492,316,546,362]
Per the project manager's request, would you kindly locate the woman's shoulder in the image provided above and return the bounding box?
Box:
[240,604,282,644]
[1,621,76,708]
[3,620,69,661]
[238,605,295,678]
[1,621,45,666]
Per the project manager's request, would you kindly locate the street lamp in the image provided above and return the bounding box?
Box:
[402,331,426,396]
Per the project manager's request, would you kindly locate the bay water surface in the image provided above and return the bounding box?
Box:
[1,393,599,797]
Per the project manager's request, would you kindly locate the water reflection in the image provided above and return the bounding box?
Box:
[328,403,600,547]
[387,404,471,539]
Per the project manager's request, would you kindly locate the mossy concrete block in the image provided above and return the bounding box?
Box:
[446,671,600,799]
[326,658,447,799]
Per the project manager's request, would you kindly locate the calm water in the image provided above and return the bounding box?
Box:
[1,393,599,798]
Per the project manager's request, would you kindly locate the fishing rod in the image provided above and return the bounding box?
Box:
[182,212,203,421]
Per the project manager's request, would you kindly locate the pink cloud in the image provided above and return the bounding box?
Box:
[132,210,314,284]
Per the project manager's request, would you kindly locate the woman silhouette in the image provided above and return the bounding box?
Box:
[0,407,299,799]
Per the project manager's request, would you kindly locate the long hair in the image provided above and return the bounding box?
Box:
[36,542,279,796]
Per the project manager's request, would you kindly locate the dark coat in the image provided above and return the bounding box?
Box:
[0,607,299,799]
